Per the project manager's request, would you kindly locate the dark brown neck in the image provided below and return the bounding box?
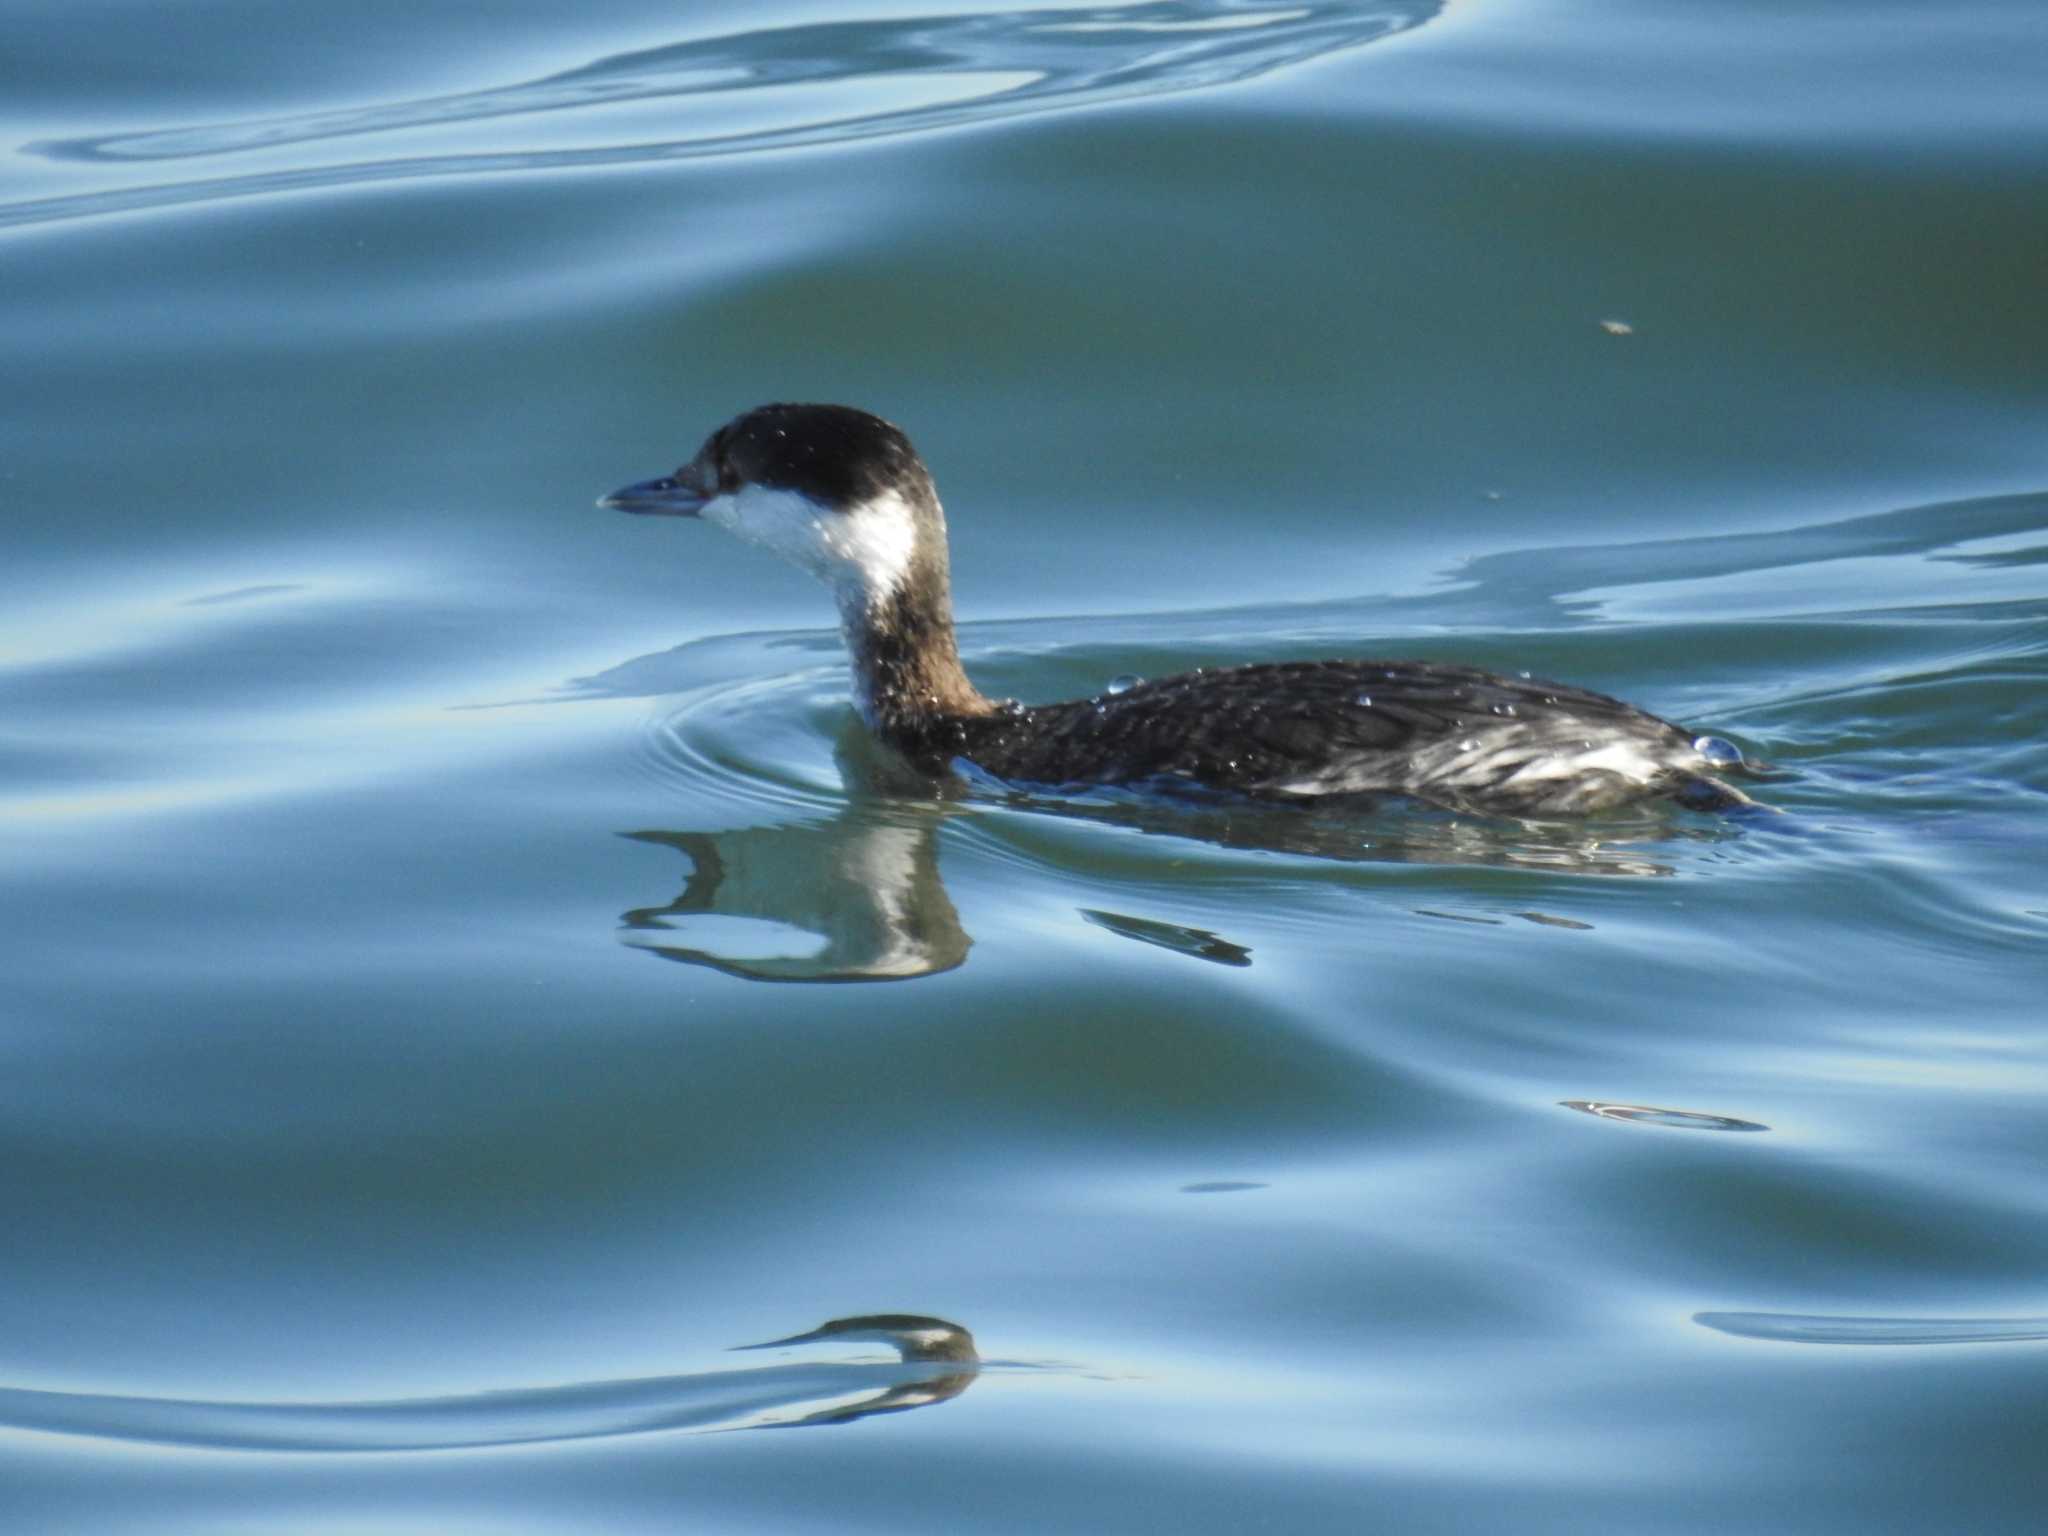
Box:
[838,552,998,746]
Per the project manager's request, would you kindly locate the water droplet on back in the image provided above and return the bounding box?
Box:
[1693,734,1744,768]
[1106,674,1142,695]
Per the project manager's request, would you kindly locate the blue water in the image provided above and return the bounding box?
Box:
[5,1,2048,1529]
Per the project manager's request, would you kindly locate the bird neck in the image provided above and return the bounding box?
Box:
[835,552,998,743]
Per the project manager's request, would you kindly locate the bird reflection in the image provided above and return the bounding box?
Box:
[614,722,1710,983]
[730,1314,980,1427]
[619,806,972,982]
[615,719,973,981]
[0,1314,981,1451]
[989,783,1695,877]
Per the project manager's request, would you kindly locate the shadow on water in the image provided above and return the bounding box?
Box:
[2,0,1440,230]
[0,1316,986,1452]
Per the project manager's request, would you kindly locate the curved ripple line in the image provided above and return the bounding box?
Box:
[1695,1312,2048,1346]
[2,1,1439,231]
[1562,1100,1768,1132]
[636,686,841,816]
[0,1360,954,1452]
[1436,489,2048,630]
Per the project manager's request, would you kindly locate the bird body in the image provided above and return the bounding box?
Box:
[604,403,1765,816]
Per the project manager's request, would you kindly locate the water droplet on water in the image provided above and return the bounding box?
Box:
[1106,674,1142,695]
[1490,703,1516,717]
[1693,734,1744,768]
[1356,693,1373,707]
[1460,739,1478,752]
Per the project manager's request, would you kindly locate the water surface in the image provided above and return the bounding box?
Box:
[5,0,2047,1530]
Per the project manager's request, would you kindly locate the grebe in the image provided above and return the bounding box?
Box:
[602,403,1767,816]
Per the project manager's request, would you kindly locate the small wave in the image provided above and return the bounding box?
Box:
[179,583,307,607]
[1080,907,1254,965]
[1695,1311,2048,1346]
[3,1,1440,231]
[632,677,847,819]
[1457,488,2048,629]
[0,1358,978,1453]
[1562,1101,1768,1132]
[570,630,852,819]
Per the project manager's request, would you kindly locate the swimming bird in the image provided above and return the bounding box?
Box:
[603,403,1767,816]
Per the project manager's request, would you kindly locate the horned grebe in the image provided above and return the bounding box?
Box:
[602,403,1768,816]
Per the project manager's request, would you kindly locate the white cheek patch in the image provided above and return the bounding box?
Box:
[830,489,919,604]
[700,484,917,604]
[697,484,833,573]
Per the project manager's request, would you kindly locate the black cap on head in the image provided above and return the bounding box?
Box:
[701,403,929,509]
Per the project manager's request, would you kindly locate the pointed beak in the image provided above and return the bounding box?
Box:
[599,472,709,517]
[730,1326,833,1353]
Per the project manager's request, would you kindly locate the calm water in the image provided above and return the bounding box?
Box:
[6,0,2048,1528]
